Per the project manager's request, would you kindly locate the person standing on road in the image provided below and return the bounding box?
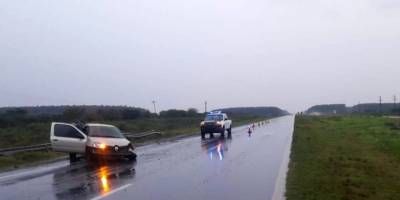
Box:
[248,126,252,136]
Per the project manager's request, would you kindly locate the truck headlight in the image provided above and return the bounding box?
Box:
[200,122,205,126]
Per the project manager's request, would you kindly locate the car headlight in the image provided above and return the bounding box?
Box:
[93,142,106,150]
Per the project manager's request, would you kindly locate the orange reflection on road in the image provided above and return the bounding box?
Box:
[99,166,110,194]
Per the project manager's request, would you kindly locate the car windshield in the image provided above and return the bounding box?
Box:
[88,126,124,138]
[205,115,223,121]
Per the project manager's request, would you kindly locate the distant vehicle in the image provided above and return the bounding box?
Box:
[200,111,232,138]
[50,122,137,162]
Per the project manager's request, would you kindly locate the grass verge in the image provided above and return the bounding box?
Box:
[0,151,66,170]
[286,116,400,200]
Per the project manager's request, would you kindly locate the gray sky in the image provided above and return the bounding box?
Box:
[1,0,400,112]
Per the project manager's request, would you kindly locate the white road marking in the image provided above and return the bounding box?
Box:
[90,183,132,200]
[271,120,294,200]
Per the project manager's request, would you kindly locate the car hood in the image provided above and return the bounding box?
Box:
[87,137,130,147]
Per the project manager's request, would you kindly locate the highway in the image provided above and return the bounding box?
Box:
[0,116,294,200]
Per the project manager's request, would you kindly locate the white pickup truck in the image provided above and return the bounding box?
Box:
[200,111,232,138]
[50,122,136,162]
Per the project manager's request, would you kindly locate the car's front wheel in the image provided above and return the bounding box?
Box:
[85,150,96,162]
[126,153,137,161]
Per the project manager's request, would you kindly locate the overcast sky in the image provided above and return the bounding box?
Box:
[1,0,400,112]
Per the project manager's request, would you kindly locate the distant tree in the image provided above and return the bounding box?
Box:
[187,108,198,117]
[160,109,187,118]
[122,108,141,119]
[97,108,122,121]
[5,108,28,116]
[85,110,103,121]
[63,107,86,121]
[392,108,400,115]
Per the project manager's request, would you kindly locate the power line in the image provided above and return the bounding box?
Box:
[152,100,157,114]
[379,96,382,114]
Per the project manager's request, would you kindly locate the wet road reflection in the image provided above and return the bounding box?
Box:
[52,161,136,200]
[201,137,231,161]
[0,159,136,200]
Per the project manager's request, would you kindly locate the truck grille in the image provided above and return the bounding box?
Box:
[205,122,217,126]
[99,145,129,154]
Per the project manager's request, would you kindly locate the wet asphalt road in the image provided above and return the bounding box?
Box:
[0,116,294,200]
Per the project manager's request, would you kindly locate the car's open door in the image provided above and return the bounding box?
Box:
[50,122,87,153]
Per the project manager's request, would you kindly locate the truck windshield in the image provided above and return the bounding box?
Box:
[205,115,223,121]
[88,126,124,138]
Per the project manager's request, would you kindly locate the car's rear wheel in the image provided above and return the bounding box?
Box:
[227,126,232,137]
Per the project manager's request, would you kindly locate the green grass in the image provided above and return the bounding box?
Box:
[0,115,266,170]
[0,151,65,170]
[0,122,50,148]
[287,116,400,200]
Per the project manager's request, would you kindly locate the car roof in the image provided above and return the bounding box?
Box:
[85,123,115,127]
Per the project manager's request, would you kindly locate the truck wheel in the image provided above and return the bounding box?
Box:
[201,131,206,139]
[221,127,225,137]
[69,153,78,163]
[210,133,214,138]
[228,127,232,137]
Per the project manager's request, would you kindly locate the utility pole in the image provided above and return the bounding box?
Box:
[152,100,157,114]
[394,95,397,109]
[379,96,382,114]
[204,101,208,113]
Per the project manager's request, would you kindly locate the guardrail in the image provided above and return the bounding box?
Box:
[0,143,52,156]
[0,130,162,156]
[124,130,163,139]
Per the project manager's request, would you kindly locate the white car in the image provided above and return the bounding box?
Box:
[50,122,137,162]
[200,112,232,138]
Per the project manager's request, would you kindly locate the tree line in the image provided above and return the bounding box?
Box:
[0,106,201,128]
